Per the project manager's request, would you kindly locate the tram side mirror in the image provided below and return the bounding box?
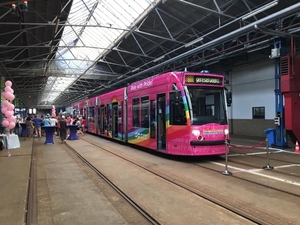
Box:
[170,90,180,104]
[226,92,232,107]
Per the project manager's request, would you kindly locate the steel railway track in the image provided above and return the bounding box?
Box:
[192,161,300,198]
[229,148,300,165]
[225,156,300,179]
[74,136,291,225]
[25,138,38,225]
[65,143,161,225]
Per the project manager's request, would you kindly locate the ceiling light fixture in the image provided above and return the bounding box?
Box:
[153,55,165,62]
[132,67,140,72]
[184,37,203,47]
[242,0,278,21]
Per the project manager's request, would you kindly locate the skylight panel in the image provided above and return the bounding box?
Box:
[43,0,156,106]
[108,1,125,16]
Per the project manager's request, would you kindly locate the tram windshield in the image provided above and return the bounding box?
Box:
[186,87,227,125]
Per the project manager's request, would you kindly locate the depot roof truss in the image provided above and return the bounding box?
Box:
[1,0,300,109]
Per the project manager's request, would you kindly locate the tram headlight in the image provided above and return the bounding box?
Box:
[192,129,200,136]
[224,129,229,135]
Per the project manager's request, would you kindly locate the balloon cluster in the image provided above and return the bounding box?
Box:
[51,105,56,117]
[1,81,16,130]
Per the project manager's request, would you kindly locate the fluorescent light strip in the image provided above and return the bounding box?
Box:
[132,67,140,72]
[184,37,203,47]
[153,55,165,62]
[242,0,278,21]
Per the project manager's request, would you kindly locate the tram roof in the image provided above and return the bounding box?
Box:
[0,0,300,109]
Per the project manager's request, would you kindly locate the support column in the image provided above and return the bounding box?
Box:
[273,39,288,147]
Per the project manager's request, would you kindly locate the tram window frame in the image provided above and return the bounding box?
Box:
[107,104,112,131]
[150,100,156,139]
[169,90,187,125]
[141,96,149,128]
[132,98,140,127]
[97,105,101,130]
[252,107,265,119]
[100,105,105,134]
[88,106,95,123]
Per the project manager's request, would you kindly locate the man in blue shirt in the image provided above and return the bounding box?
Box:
[32,115,43,137]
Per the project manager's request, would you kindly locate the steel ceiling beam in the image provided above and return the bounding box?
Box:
[174,0,236,19]
[105,2,300,89]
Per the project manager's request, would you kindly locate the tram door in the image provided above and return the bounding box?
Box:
[157,93,166,150]
[107,104,112,135]
[150,100,156,139]
[112,103,119,138]
[96,106,100,135]
[82,107,87,119]
[100,105,105,134]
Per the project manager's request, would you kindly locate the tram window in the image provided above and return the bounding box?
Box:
[89,107,94,122]
[170,91,186,125]
[132,98,140,127]
[97,106,101,128]
[107,104,112,131]
[141,96,149,128]
[100,105,105,134]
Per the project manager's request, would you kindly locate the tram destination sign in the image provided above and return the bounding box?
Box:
[185,75,223,85]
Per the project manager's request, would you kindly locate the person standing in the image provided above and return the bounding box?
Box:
[59,116,67,143]
[81,116,87,133]
[43,116,50,126]
[74,117,84,136]
[15,117,20,136]
[49,116,57,126]
[0,136,6,151]
[56,116,61,138]
[25,115,33,140]
[66,115,72,138]
[32,114,43,137]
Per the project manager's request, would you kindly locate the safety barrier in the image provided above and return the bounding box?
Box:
[221,138,274,176]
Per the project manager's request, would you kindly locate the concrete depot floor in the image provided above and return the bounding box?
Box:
[0,134,299,225]
[0,136,128,225]
[0,137,32,225]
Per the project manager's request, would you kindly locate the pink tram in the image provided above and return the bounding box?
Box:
[73,71,232,156]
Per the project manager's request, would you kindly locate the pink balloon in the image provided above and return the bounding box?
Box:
[5,110,13,118]
[5,92,11,100]
[5,92,15,101]
[7,103,14,111]
[2,100,9,107]
[2,119,9,128]
[8,122,15,129]
[8,116,15,123]
[1,107,7,114]
[1,92,6,99]
[5,80,12,87]
[4,86,13,93]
